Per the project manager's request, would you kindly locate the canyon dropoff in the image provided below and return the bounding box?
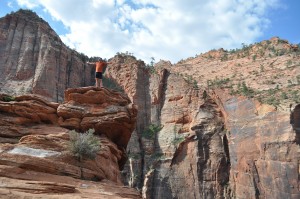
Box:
[0,9,300,199]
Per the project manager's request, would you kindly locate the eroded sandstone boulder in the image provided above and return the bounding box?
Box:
[57,87,137,149]
[0,87,140,198]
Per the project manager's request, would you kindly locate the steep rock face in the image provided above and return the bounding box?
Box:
[106,55,152,188]
[0,87,140,198]
[106,53,299,199]
[106,55,230,198]
[1,10,300,198]
[163,39,300,198]
[142,71,230,199]
[212,90,300,199]
[0,10,94,102]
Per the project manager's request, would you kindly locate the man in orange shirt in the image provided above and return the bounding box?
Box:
[87,58,111,88]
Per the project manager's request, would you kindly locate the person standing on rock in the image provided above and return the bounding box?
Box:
[86,58,111,88]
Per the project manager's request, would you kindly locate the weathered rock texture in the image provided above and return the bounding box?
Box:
[170,37,300,111]
[106,50,300,199]
[1,9,300,199]
[0,87,140,198]
[212,90,300,199]
[106,55,231,198]
[58,87,137,150]
[0,10,94,102]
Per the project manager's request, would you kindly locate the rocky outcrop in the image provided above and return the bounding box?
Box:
[106,55,152,188]
[170,37,300,111]
[1,9,300,199]
[0,87,140,198]
[106,55,231,198]
[58,87,137,150]
[0,10,94,102]
[106,53,300,199]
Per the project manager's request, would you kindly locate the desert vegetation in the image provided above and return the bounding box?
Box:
[68,129,101,161]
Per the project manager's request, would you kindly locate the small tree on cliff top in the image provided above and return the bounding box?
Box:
[68,129,101,161]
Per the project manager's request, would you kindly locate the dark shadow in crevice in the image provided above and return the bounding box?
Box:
[223,134,231,165]
[290,104,300,144]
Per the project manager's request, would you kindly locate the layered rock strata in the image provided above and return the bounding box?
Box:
[1,9,300,199]
[0,87,140,198]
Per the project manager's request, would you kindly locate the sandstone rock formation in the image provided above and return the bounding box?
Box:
[170,37,300,111]
[0,9,94,102]
[1,9,300,199]
[58,87,137,150]
[0,87,140,198]
[105,51,300,199]
[106,55,231,198]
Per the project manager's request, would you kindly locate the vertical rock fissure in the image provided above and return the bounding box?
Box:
[150,69,169,199]
[251,161,261,199]
[82,62,86,86]
[134,66,151,189]
[5,17,19,79]
[31,28,42,92]
[223,134,230,164]
[291,104,300,144]
[196,130,209,198]
[8,17,18,61]
[17,20,27,66]
[30,25,39,92]
[66,53,73,88]
[157,69,169,117]
[55,42,63,102]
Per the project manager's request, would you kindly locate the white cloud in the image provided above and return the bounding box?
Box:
[15,0,281,63]
[16,0,39,9]
[7,1,14,8]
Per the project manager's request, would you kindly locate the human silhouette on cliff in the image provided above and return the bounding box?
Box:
[87,58,112,88]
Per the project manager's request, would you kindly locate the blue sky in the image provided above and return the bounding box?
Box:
[0,0,299,63]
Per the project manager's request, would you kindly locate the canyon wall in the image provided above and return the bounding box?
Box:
[1,10,300,199]
[0,10,94,102]
[106,53,300,198]
[106,55,231,198]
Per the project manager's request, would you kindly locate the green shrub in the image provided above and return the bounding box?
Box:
[208,77,231,88]
[68,129,101,161]
[142,124,163,139]
[264,96,280,107]
[150,152,164,161]
[2,96,15,102]
[280,92,288,100]
[231,82,255,97]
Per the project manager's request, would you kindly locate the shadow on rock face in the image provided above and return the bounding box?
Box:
[290,104,300,144]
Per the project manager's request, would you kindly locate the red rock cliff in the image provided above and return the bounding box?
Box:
[0,10,94,102]
[106,52,300,199]
[0,87,140,198]
[1,9,300,199]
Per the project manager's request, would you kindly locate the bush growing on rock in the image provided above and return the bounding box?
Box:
[68,129,101,161]
[1,95,15,102]
[142,124,163,139]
